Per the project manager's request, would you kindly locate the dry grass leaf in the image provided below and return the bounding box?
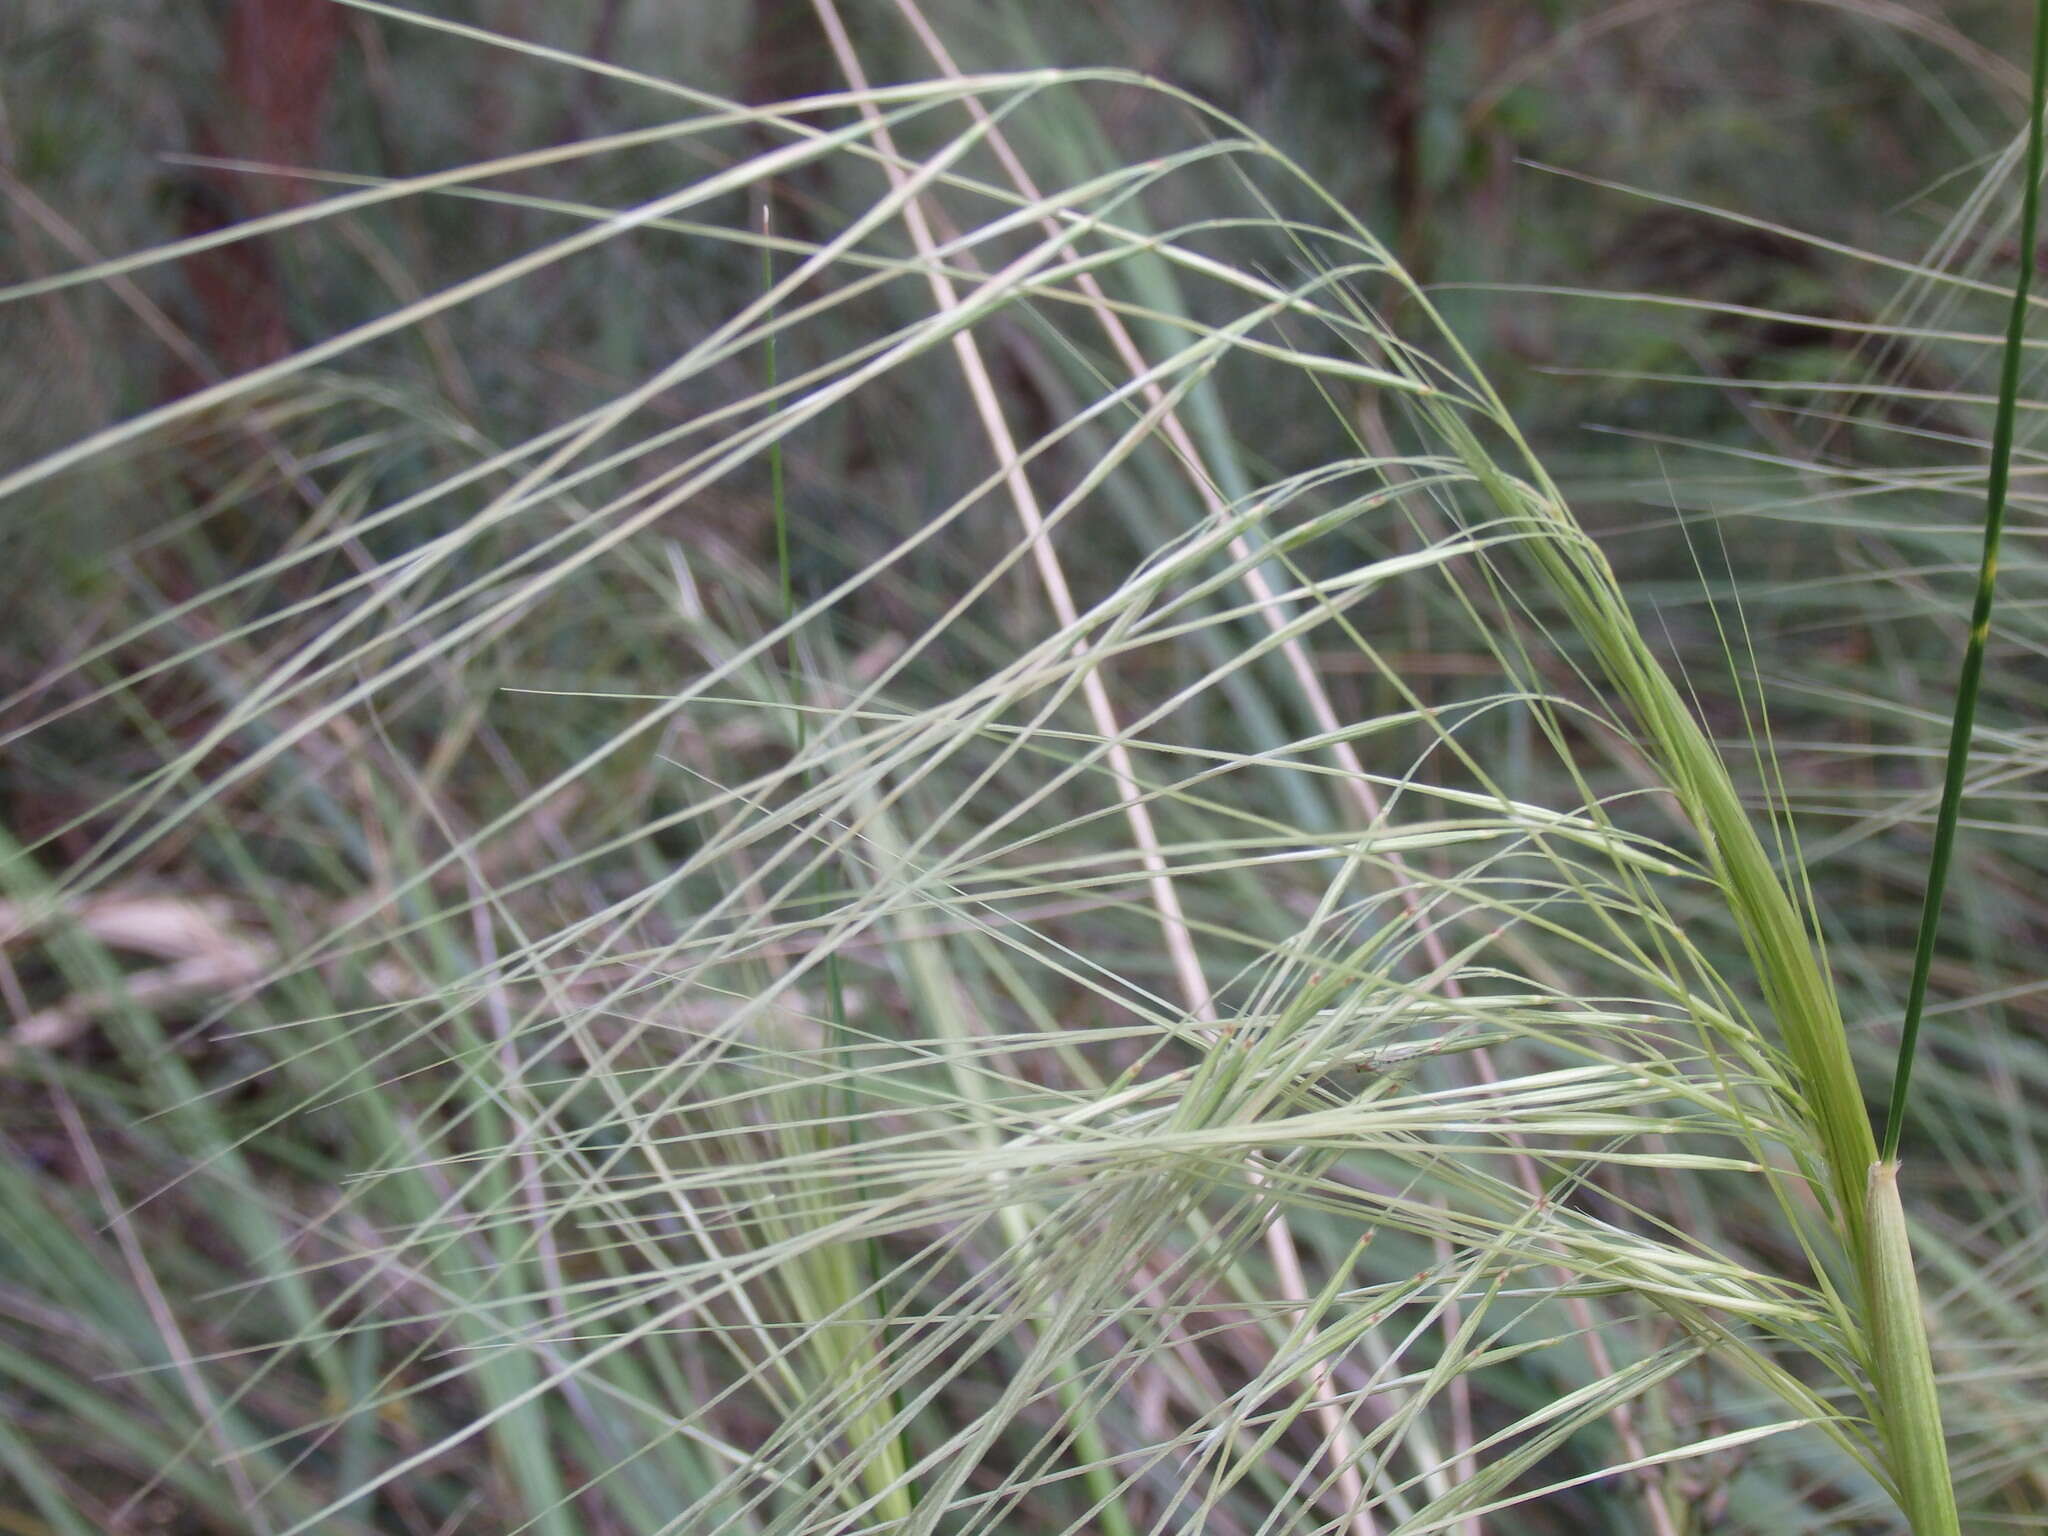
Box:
[0,891,275,1062]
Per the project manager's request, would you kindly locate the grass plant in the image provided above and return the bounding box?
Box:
[3,4,2045,1533]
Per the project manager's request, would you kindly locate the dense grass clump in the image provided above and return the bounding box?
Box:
[3,4,2046,1534]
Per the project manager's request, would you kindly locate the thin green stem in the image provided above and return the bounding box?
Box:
[1881,0,2048,1162]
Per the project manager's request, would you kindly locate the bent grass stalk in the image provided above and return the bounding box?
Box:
[1249,79,1991,1528]
[1405,308,1962,1535]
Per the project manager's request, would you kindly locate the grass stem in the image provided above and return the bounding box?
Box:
[1881,0,2048,1163]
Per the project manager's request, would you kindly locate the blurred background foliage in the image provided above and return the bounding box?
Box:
[3,1,2027,458]
[3,0,2034,844]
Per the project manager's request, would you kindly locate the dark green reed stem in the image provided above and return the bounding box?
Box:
[1882,0,2048,1161]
